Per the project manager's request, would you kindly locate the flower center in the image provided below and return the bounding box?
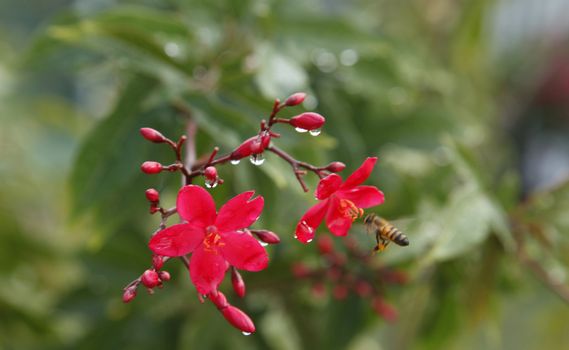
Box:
[203,226,224,252]
[338,199,364,221]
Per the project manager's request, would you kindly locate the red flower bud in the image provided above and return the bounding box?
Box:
[158,271,170,281]
[284,92,307,106]
[326,162,346,173]
[231,136,265,160]
[289,112,325,131]
[332,285,348,300]
[311,282,326,299]
[355,281,372,297]
[152,255,164,270]
[141,161,163,174]
[141,269,160,288]
[317,235,334,255]
[140,127,166,143]
[252,230,280,244]
[221,305,256,334]
[122,287,137,303]
[372,298,398,322]
[210,291,229,309]
[204,166,218,181]
[149,205,160,214]
[145,188,160,202]
[292,263,311,278]
[231,268,246,298]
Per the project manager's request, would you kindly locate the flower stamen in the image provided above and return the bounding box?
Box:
[338,199,364,221]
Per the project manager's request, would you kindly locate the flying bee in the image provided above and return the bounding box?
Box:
[363,214,409,253]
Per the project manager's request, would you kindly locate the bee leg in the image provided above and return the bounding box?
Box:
[373,239,390,253]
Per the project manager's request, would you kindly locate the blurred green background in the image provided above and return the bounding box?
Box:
[1,0,569,349]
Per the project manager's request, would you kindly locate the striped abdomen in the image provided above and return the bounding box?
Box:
[378,220,409,246]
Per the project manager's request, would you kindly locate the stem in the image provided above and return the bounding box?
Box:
[266,145,327,192]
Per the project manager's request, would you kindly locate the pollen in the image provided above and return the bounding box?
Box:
[338,199,364,221]
[204,226,225,252]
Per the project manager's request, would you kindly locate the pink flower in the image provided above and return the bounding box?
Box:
[295,157,384,243]
[148,185,268,295]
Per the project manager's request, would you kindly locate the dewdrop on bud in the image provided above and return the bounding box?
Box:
[141,269,160,288]
[221,306,256,334]
[141,161,163,174]
[145,188,160,202]
[122,287,137,303]
[309,129,321,136]
[326,162,346,173]
[289,112,325,132]
[231,269,246,298]
[249,153,265,166]
[284,92,307,106]
[140,127,166,143]
[204,166,219,188]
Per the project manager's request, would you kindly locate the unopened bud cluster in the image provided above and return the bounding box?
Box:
[292,235,406,321]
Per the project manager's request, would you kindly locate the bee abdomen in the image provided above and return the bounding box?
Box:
[382,226,409,246]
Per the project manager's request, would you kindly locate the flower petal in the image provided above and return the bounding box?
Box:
[315,174,343,200]
[215,191,264,232]
[189,245,228,295]
[338,186,385,209]
[325,196,354,236]
[219,231,268,271]
[295,200,328,243]
[148,223,204,257]
[177,185,217,228]
[340,157,378,190]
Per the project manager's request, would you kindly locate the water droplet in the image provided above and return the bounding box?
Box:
[202,294,208,299]
[242,331,251,336]
[249,153,265,166]
[307,239,313,243]
[295,127,308,133]
[259,241,268,247]
[205,179,218,188]
[294,235,298,239]
[309,129,321,136]
[230,159,241,165]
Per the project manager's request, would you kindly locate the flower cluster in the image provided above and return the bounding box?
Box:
[122,92,390,333]
[292,235,407,322]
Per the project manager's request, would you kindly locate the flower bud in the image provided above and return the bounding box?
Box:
[231,136,265,160]
[292,263,310,278]
[317,235,334,255]
[141,161,163,174]
[210,291,229,309]
[372,297,398,322]
[231,268,246,298]
[158,271,171,282]
[332,285,348,300]
[326,162,346,173]
[289,112,325,131]
[152,255,164,270]
[284,92,307,106]
[221,305,256,334]
[122,287,137,303]
[355,280,372,297]
[141,269,160,288]
[140,127,166,143]
[311,282,326,299]
[252,230,280,244]
[204,166,218,181]
[145,188,160,202]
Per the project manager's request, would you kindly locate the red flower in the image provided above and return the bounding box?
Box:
[148,185,268,294]
[295,157,384,243]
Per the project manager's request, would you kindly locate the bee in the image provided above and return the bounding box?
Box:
[363,214,409,253]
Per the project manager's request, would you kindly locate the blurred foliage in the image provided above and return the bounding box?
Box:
[1,0,569,349]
